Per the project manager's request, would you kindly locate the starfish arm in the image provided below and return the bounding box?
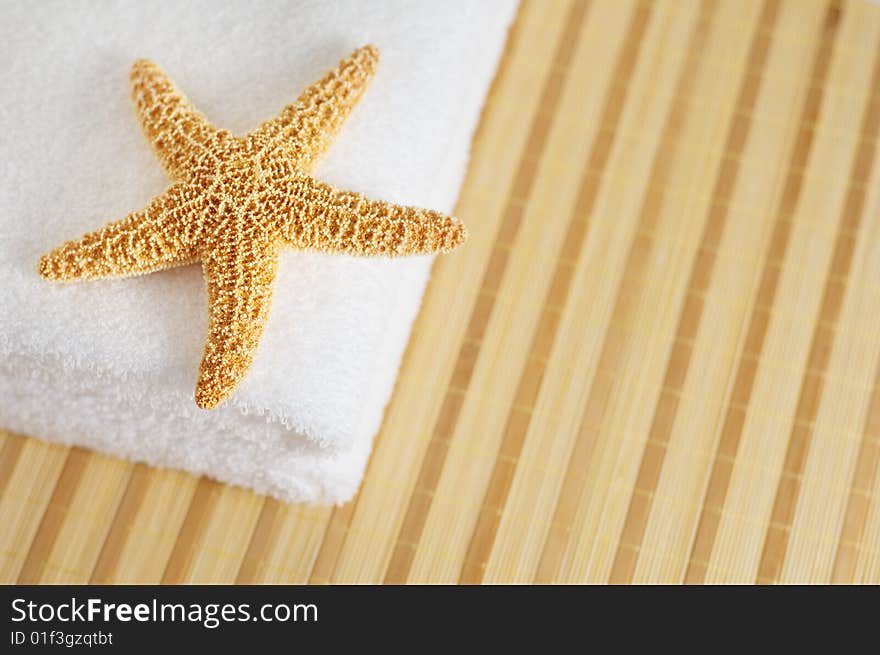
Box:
[246,45,380,168]
[274,175,468,256]
[130,60,229,182]
[38,183,204,281]
[195,240,280,410]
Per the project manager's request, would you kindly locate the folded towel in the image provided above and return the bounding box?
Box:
[0,0,517,503]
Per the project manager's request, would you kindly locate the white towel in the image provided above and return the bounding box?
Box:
[0,0,517,504]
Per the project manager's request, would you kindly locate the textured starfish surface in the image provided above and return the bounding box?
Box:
[39,46,467,410]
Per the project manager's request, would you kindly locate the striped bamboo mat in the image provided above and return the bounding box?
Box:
[3,0,880,584]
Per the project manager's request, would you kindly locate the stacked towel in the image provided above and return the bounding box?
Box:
[0,0,517,503]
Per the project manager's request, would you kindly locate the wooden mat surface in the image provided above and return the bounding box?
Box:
[4,0,880,584]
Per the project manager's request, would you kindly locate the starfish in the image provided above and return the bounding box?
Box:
[38,46,467,410]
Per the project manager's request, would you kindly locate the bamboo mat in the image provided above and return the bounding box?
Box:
[3,0,880,585]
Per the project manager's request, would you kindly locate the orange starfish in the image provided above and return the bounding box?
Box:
[38,46,467,410]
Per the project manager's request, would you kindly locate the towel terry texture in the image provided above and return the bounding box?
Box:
[0,0,517,504]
